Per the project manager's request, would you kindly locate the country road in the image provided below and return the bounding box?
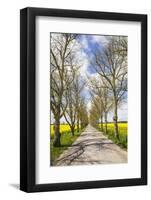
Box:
[54,124,127,166]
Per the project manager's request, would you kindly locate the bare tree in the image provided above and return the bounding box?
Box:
[74,76,86,132]
[63,84,77,136]
[63,69,86,135]
[89,77,112,133]
[93,36,127,139]
[79,98,89,129]
[89,95,103,129]
[50,33,77,146]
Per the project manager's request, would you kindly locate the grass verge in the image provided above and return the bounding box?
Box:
[98,123,128,149]
[50,129,83,165]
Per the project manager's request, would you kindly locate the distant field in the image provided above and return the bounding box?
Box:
[50,124,78,139]
[99,122,128,149]
[104,122,127,137]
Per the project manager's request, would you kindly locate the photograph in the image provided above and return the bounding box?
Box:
[20,7,147,192]
[50,33,128,166]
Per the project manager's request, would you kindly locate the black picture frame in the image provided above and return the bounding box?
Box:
[20,7,147,192]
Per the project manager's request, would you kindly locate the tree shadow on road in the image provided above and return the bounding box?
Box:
[53,138,123,166]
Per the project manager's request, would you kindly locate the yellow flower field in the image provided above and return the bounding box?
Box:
[99,122,128,148]
[103,122,128,136]
[106,122,127,128]
[50,124,77,138]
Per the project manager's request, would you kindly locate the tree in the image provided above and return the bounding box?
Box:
[63,69,78,136]
[93,36,127,139]
[50,33,77,146]
[79,98,89,129]
[89,77,112,133]
[74,75,86,133]
[89,96,102,128]
[61,42,86,136]
[63,83,77,136]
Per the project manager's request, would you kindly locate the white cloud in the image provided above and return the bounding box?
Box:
[79,35,89,49]
[107,102,128,122]
[118,102,128,121]
[75,48,90,80]
[87,100,92,112]
[91,35,109,47]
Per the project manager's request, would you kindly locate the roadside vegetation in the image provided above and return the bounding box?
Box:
[98,122,128,149]
[50,124,84,164]
[50,124,77,139]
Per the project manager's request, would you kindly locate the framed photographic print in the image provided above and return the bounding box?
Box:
[20,7,147,192]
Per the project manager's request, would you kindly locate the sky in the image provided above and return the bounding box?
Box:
[76,34,128,122]
[51,33,128,123]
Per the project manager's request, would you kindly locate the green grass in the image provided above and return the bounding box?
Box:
[50,129,83,165]
[99,122,128,149]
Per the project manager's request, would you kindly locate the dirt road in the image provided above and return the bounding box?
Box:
[55,124,127,166]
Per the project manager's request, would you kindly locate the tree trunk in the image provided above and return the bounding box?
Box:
[53,117,61,147]
[70,125,75,136]
[113,98,119,139]
[104,112,108,134]
[100,114,103,131]
[77,115,79,133]
[80,120,83,129]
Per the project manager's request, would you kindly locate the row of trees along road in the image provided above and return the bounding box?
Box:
[89,36,127,139]
[50,33,88,147]
[51,34,127,146]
